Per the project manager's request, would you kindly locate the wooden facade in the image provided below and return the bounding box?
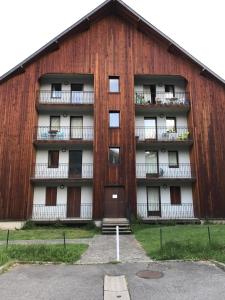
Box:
[0,0,225,220]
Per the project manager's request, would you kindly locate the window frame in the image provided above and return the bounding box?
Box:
[165,84,175,97]
[109,76,120,93]
[109,111,120,128]
[109,147,120,165]
[170,186,181,205]
[48,150,59,168]
[46,187,57,206]
[168,151,179,168]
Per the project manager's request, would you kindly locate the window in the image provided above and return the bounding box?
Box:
[46,187,57,206]
[165,84,175,97]
[109,76,120,93]
[71,83,83,91]
[170,186,181,205]
[166,117,176,132]
[50,116,60,131]
[51,83,61,98]
[48,150,59,168]
[109,147,120,164]
[168,151,179,168]
[109,112,120,128]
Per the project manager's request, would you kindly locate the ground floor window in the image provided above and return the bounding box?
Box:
[170,186,181,205]
[46,187,57,206]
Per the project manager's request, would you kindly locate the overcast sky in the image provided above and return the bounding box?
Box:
[0,0,224,80]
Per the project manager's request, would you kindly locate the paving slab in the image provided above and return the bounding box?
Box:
[104,275,130,300]
[77,234,150,264]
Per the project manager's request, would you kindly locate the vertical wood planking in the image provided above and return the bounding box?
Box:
[0,12,225,219]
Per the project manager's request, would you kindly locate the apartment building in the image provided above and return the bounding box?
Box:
[0,0,225,227]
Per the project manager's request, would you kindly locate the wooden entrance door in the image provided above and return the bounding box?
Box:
[69,150,82,178]
[104,187,125,218]
[67,187,81,218]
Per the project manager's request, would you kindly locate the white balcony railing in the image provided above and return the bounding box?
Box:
[32,204,92,220]
[35,126,93,141]
[135,127,191,141]
[39,91,94,104]
[34,163,93,179]
[135,92,189,105]
[136,163,194,178]
[137,203,194,219]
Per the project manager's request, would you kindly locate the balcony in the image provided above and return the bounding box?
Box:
[32,204,92,221]
[135,92,190,113]
[137,203,195,220]
[135,127,192,148]
[34,126,94,149]
[136,163,195,183]
[37,91,94,113]
[31,163,93,185]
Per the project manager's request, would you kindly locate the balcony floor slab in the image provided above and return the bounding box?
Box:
[30,178,93,186]
[33,140,93,149]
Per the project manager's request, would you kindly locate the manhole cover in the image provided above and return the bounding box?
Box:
[136,270,163,279]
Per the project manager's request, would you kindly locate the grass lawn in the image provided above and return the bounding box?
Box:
[133,224,225,263]
[0,244,88,266]
[0,226,98,241]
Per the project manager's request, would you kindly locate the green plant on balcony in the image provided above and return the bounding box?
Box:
[177,131,189,140]
[136,93,145,104]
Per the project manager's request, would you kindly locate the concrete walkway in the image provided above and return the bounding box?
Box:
[77,235,150,264]
[0,234,150,264]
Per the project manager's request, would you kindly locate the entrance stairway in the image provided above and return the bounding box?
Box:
[102,218,132,234]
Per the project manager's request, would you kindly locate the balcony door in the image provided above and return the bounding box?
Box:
[143,85,156,104]
[144,118,157,140]
[67,187,81,218]
[70,117,83,139]
[71,84,83,103]
[145,151,158,176]
[147,187,161,216]
[69,150,82,178]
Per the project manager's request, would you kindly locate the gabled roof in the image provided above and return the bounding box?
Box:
[0,0,224,86]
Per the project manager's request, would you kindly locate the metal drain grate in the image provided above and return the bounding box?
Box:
[136,270,163,279]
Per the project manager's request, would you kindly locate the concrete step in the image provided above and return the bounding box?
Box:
[103,218,129,224]
[102,224,131,227]
[102,230,132,234]
[102,227,131,231]
[102,218,131,234]
[102,225,131,234]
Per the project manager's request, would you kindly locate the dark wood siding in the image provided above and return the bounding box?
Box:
[0,13,225,219]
